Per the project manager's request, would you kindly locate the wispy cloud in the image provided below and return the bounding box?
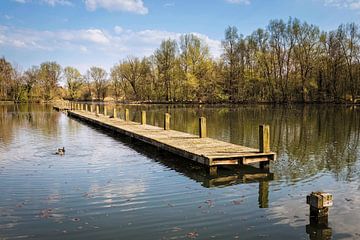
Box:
[84,0,148,14]
[225,0,251,5]
[40,0,73,6]
[3,15,13,20]
[0,25,222,71]
[12,0,29,3]
[321,0,360,10]
[12,0,73,6]
[163,2,175,8]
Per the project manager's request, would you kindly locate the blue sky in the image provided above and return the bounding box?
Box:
[1,0,360,73]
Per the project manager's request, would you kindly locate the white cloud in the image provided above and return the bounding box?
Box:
[225,0,251,5]
[84,0,148,14]
[40,0,73,6]
[80,29,110,44]
[322,0,360,10]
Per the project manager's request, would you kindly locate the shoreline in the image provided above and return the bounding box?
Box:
[2,99,360,106]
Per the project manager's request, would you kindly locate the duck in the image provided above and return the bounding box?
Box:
[55,147,65,155]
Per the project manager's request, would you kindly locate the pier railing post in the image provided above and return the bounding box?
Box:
[104,106,107,116]
[259,125,270,153]
[164,113,171,130]
[199,117,207,138]
[96,105,99,115]
[113,108,117,118]
[90,105,93,113]
[125,109,129,121]
[85,104,88,112]
[141,111,146,125]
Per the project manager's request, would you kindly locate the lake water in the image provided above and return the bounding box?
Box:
[0,103,359,239]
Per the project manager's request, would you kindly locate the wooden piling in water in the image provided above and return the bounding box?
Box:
[259,125,270,153]
[199,117,207,138]
[141,111,146,125]
[164,113,171,130]
[125,109,129,121]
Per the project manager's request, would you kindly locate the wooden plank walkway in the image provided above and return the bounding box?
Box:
[56,104,276,174]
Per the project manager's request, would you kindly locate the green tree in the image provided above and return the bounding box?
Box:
[87,66,108,101]
[39,62,61,101]
[64,66,83,100]
[155,39,178,101]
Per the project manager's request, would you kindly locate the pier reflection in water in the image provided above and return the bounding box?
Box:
[0,103,359,239]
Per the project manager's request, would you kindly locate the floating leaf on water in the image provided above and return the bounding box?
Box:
[186,232,198,239]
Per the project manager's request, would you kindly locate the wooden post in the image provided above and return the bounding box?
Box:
[85,104,88,112]
[104,106,107,116]
[90,105,93,113]
[164,113,171,130]
[96,105,99,115]
[199,117,207,138]
[81,104,84,111]
[125,109,129,121]
[141,111,146,125]
[113,108,117,118]
[259,125,270,153]
[209,166,217,176]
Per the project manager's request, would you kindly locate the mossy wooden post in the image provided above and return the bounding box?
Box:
[199,117,207,138]
[259,125,270,168]
[96,105,99,115]
[164,113,171,130]
[141,111,146,125]
[125,109,129,121]
[104,106,107,116]
[259,125,270,153]
[113,108,117,118]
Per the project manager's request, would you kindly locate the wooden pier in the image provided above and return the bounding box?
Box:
[54,103,276,174]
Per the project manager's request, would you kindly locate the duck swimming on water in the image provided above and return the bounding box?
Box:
[55,147,65,155]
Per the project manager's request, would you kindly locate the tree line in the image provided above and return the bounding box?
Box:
[1,18,359,103]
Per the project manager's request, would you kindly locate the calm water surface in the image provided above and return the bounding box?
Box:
[0,103,359,240]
